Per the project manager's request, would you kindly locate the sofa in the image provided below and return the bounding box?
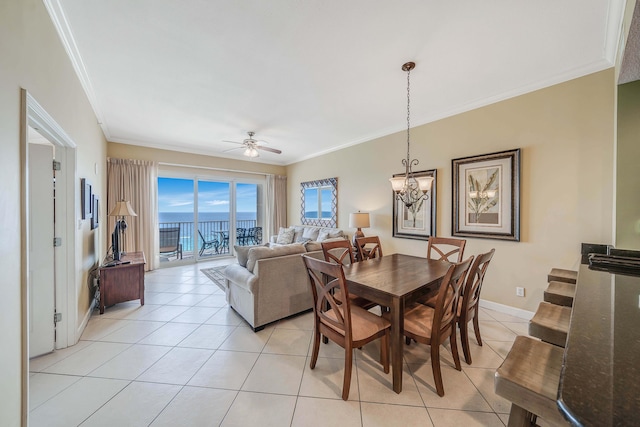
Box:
[222,225,347,331]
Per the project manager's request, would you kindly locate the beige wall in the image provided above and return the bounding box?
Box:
[616,79,640,248]
[286,69,616,313]
[1,0,107,425]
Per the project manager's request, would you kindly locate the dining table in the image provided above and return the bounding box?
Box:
[343,253,451,393]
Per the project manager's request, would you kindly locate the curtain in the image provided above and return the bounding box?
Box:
[106,158,158,271]
[266,174,287,237]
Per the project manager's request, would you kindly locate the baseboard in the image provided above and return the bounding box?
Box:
[76,298,96,345]
[479,299,534,321]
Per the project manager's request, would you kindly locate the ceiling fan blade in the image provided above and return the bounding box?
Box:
[256,145,282,154]
[222,140,244,145]
[222,146,244,153]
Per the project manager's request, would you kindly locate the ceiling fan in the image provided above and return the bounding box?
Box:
[222,131,282,158]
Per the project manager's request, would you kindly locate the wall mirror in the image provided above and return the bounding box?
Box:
[300,177,338,227]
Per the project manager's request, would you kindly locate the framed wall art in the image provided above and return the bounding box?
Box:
[392,169,437,240]
[81,178,92,220]
[452,149,520,241]
[91,195,100,229]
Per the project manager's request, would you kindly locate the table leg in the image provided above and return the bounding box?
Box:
[391,297,404,393]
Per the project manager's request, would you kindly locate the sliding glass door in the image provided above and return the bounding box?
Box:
[197,180,230,257]
[158,174,264,265]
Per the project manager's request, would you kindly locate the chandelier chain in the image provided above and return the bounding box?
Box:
[406,65,411,163]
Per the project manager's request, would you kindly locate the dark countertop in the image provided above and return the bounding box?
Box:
[557,264,640,426]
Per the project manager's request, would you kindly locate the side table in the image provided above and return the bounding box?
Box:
[98,251,146,314]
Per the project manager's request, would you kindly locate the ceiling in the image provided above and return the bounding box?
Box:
[45,1,626,166]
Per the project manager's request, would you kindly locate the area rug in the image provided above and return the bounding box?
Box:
[201,266,227,292]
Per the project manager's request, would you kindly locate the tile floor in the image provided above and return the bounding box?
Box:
[29,258,534,427]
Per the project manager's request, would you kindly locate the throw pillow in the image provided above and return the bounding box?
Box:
[293,226,305,243]
[320,227,344,239]
[276,227,295,244]
[234,245,252,267]
[302,227,320,241]
[317,230,330,241]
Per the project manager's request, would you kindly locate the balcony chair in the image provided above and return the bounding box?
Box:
[217,230,229,254]
[246,226,263,245]
[159,227,182,260]
[198,230,219,256]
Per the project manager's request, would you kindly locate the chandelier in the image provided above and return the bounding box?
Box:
[389,62,433,208]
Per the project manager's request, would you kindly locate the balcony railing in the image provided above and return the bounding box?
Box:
[159,220,261,261]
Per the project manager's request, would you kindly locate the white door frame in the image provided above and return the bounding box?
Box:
[20,89,78,419]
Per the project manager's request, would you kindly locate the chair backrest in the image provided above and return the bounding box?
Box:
[159,227,180,250]
[355,236,383,261]
[302,254,353,339]
[460,248,495,316]
[432,256,474,341]
[322,239,355,266]
[427,237,466,263]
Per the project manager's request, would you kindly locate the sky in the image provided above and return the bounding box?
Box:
[158,178,257,213]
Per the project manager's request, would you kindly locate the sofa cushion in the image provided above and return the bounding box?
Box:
[306,236,348,252]
[304,241,323,252]
[276,227,295,244]
[234,245,251,267]
[246,243,306,273]
[235,244,266,267]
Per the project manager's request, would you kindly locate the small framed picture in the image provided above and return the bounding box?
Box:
[81,178,92,220]
[392,169,437,241]
[91,195,100,229]
[452,149,520,241]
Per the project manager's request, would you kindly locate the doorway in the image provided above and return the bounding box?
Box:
[21,90,78,419]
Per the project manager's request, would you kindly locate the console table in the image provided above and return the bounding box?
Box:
[98,252,145,314]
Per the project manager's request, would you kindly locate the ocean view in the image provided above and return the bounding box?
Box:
[159,212,257,223]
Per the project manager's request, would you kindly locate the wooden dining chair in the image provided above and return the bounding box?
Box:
[355,236,383,261]
[321,240,376,310]
[396,256,473,397]
[457,248,495,365]
[426,236,466,263]
[302,254,390,400]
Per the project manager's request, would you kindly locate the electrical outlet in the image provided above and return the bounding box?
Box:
[516,287,525,297]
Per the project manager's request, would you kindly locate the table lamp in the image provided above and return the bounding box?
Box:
[349,212,370,246]
[108,200,137,260]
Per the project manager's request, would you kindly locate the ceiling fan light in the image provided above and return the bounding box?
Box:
[244,147,259,158]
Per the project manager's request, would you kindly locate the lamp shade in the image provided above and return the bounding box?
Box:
[349,212,370,229]
[108,200,137,217]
